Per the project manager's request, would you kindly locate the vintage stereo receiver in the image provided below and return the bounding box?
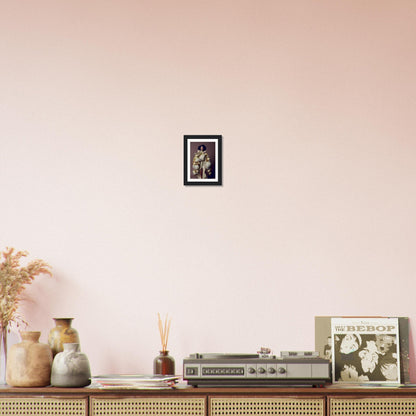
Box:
[183,351,331,387]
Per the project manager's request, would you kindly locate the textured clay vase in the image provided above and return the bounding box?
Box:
[153,350,175,375]
[51,343,91,387]
[6,331,53,387]
[48,318,80,357]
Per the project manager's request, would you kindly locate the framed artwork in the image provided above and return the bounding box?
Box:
[183,135,222,186]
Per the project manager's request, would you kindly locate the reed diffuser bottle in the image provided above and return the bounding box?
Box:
[153,313,175,375]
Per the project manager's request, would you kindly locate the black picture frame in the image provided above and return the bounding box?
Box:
[184,135,222,186]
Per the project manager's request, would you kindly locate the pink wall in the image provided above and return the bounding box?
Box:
[1,0,416,381]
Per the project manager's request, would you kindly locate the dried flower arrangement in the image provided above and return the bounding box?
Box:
[157,313,171,352]
[0,247,52,332]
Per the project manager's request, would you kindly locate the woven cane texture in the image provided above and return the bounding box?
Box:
[91,397,206,416]
[0,397,87,416]
[210,398,324,416]
[330,398,416,416]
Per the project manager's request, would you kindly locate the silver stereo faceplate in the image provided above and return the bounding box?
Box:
[183,354,331,387]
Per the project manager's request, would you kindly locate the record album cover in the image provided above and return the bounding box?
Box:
[315,316,409,384]
[331,317,400,384]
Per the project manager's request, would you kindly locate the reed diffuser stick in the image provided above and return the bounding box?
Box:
[158,313,171,352]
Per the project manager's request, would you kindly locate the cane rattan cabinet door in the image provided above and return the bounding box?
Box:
[330,397,416,416]
[91,396,206,416]
[0,396,87,416]
[210,397,325,416]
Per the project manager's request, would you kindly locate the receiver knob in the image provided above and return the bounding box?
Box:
[268,367,276,374]
[248,367,256,374]
[278,367,286,374]
[258,367,266,374]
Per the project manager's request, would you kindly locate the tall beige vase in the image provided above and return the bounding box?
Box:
[6,331,53,387]
[48,318,80,357]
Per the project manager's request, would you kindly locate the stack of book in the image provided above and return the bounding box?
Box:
[89,374,180,389]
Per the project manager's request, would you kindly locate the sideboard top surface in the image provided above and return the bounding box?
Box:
[1,386,416,396]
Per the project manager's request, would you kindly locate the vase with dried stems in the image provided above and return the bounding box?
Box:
[153,313,175,375]
[0,247,52,384]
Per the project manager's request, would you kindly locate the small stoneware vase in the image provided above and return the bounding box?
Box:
[48,318,80,357]
[51,343,91,387]
[6,331,53,387]
[153,350,175,375]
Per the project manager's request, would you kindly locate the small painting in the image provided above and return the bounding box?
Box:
[184,135,222,186]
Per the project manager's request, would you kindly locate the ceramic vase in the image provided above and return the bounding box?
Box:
[51,343,91,387]
[153,350,175,375]
[48,318,80,357]
[6,331,52,387]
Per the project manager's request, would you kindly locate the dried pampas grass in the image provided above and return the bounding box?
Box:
[0,247,52,331]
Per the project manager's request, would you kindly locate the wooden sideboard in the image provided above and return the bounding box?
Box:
[1,385,416,416]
